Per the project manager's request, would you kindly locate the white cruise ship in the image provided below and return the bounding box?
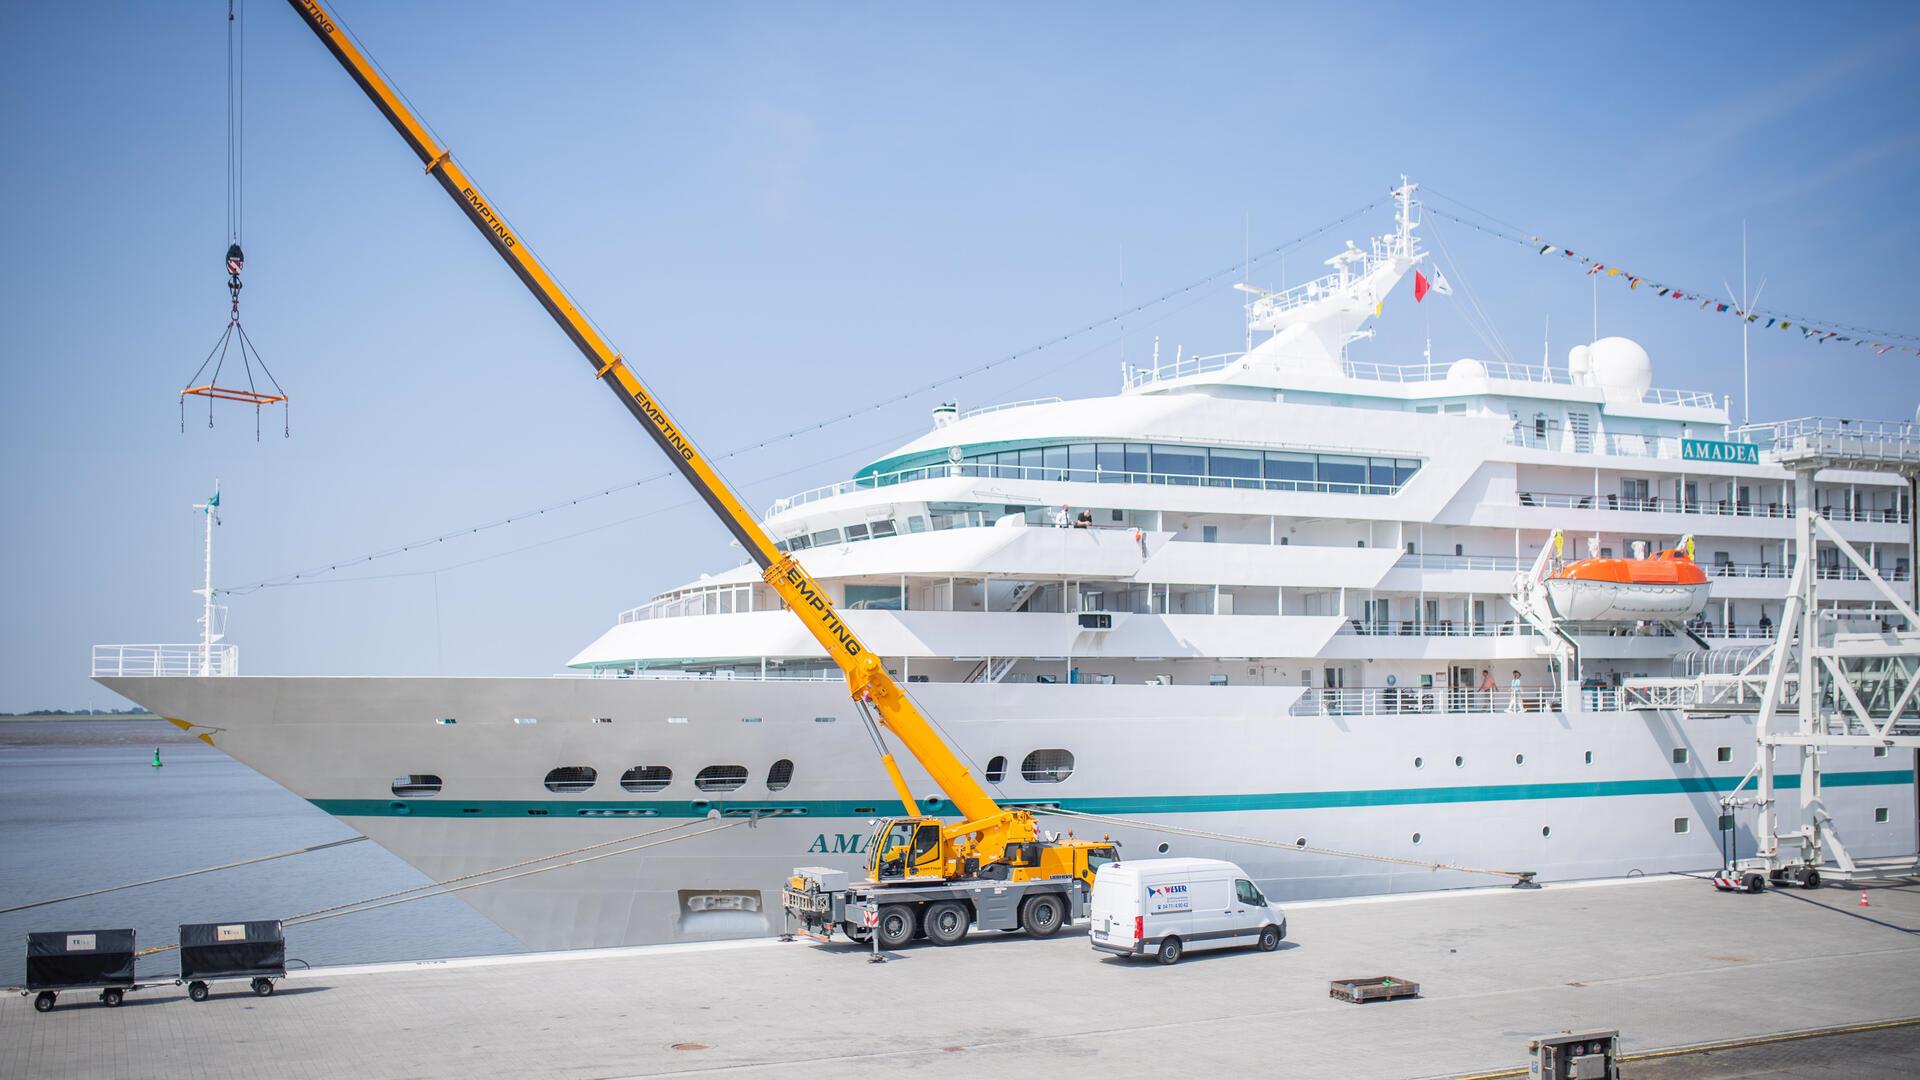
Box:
[97,182,1918,953]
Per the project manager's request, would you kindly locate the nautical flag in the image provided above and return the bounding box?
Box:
[1429,269,1453,296]
[1780,322,1791,330]
[1588,264,1604,275]
[208,490,220,508]
[1607,267,1621,276]
[1414,270,1430,302]
[1375,299,1383,318]
[1764,318,1775,328]
[1715,303,1728,312]
[1539,243,1556,255]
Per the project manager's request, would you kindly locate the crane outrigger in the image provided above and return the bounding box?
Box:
[281,0,1115,949]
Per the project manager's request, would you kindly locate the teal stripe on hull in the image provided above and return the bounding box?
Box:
[312,768,1914,820]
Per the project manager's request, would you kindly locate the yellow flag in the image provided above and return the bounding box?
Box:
[1374,300,1383,318]
[1607,267,1621,276]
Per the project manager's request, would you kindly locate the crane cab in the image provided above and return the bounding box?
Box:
[869,817,947,882]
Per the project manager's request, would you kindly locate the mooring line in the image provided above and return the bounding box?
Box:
[0,836,368,916]
[1035,806,1535,883]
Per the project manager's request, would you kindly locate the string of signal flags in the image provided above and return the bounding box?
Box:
[1422,205,1920,357]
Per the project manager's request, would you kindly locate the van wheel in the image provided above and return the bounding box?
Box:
[188,981,210,1002]
[876,905,916,949]
[1157,936,1183,965]
[924,901,970,946]
[1021,894,1065,938]
[1257,925,1282,952]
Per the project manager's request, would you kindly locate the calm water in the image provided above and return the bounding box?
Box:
[0,722,522,986]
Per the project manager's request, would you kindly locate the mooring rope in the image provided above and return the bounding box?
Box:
[124,817,748,958]
[0,837,368,917]
[1036,806,1535,883]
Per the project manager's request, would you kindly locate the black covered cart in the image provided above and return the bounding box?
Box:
[25,928,139,1012]
[178,920,286,1000]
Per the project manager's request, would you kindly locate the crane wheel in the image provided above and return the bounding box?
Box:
[1021,894,1065,938]
[877,905,916,949]
[924,901,970,946]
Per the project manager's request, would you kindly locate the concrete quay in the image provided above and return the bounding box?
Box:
[4,874,1917,1079]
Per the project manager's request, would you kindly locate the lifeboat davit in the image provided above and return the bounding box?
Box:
[1544,547,1710,622]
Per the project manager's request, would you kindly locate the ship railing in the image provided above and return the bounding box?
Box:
[1705,561,1911,582]
[954,397,1064,421]
[1120,352,1241,390]
[1518,491,1909,523]
[92,643,238,678]
[557,668,843,681]
[1733,416,1920,464]
[1395,553,1525,572]
[1289,685,1572,716]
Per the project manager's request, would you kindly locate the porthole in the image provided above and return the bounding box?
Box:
[1584,750,1593,765]
[985,755,1007,783]
[1020,749,1075,784]
[1294,837,1307,847]
[1873,746,1889,758]
[1672,747,1689,764]
[1673,817,1690,834]
[391,774,442,797]
[1413,756,1424,769]
[1514,753,1525,766]
[766,759,794,792]
[1876,807,1891,823]
[1411,832,1422,845]
[1454,755,1464,768]
[619,765,671,793]
[543,766,597,793]
[1156,842,1170,854]
[1716,746,1732,763]
[1541,826,1552,838]
[694,764,748,792]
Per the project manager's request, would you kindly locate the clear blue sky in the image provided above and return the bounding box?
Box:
[3,2,1917,710]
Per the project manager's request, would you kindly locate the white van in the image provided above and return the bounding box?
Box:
[1088,858,1286,964]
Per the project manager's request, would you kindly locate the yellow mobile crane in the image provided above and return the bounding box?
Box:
[281,0,1116,949]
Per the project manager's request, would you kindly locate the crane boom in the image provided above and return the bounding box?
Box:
[282,0,1010,830]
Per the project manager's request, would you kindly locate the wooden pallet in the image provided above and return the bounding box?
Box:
[1329,976,1419,1003]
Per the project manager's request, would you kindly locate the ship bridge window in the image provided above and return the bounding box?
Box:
[1207,448,1262,488]
[845,584,904,610]
[808,528,842,547]
[620,765,671,793]
[1318,456,1368,492]
[1021,749,1075,784]
[543,766,598,794]
[391,774,442,797]
[766,759,794,791]
[1151,445,1205,484]
[869,519,897,539]
[844,523,870,542]
[1264,452,1315,486]
[695,765,749,792]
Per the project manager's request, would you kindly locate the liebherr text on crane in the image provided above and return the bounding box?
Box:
[281,0,1118,952]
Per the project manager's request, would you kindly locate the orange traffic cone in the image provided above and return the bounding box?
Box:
[1859,889,1870,908]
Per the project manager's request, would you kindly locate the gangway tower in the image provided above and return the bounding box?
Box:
[1713,417,1920,889]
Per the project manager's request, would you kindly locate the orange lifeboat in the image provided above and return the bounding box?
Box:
[1545,545,1710,622]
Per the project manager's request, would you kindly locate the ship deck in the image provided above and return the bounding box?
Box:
[5,874,1918,1079]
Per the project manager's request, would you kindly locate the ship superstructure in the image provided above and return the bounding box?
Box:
[98,182,1918,952]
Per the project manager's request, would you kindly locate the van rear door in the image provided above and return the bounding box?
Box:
[1090,868,1138,947]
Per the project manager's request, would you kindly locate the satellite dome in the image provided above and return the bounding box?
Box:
[1446,358,1487,382]
[1567,344,1593,382]
[1588,337,1652,402]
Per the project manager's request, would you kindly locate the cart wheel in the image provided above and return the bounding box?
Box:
[101,989,123,1008]
[189,981,209,1002]
[34,991,55,1013]
[1742,872,1767,894]
[1799,869,1822,889]
[251,978,274,997]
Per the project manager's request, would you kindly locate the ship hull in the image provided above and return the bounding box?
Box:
[100,675,1916,952]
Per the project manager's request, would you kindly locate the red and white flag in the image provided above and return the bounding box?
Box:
[1414,270,1431,302]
